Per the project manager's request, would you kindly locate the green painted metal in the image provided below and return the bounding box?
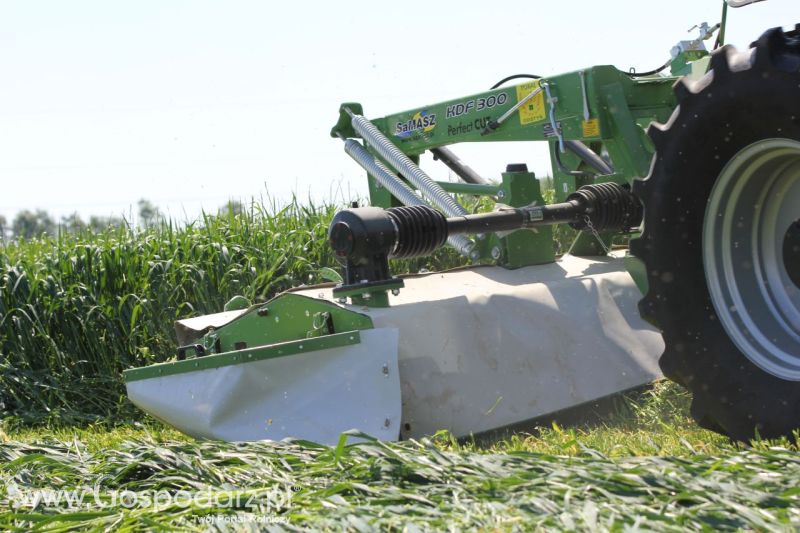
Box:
[195,293,373,356]
[332,103,363,139]
[333,68,676,211]
[332,69,676,157]
[332,278,404,308]
[567,229,613,257]
[477,169,555,268]
[224,295,251,311]
[718,2,729,47]
[330,56,697,271]
[334,68,678,265]
[123,331,362,383]
[550,140,595,204]
[435,181,499,196]
[624,253,649,297]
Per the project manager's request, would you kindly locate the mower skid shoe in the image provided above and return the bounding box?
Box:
[126,328,401,444]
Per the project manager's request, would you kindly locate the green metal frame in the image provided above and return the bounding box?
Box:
[124,293,375,380]
[202,293,373,355]
[124,331,362,382]
[326,5,738,306]
[476,167,554,267]
[332,278,403,308]
[331,66,678,268]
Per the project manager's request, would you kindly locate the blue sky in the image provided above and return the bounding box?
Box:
[0,0,795,224]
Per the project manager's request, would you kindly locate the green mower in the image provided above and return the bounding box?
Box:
[125,0,799,444]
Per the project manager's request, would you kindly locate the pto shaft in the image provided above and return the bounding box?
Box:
[329,182,642,264]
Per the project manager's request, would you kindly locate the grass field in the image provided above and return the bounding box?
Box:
[1,199,798,531]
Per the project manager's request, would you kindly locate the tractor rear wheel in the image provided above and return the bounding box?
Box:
[631,26,800,441]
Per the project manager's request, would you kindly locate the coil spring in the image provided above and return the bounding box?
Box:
[567,182,643,232]
[344,139,424,207]
[343,138,474,257]
[351,115,468,217]
[386,205,448,258]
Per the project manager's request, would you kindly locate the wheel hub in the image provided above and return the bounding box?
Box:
[703,139,800,381]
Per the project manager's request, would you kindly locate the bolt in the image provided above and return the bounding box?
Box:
[496,190,506,200]
[384,418,391,428]
[382,364,389,376]
[491,246,502,260]
[391,288,400,296]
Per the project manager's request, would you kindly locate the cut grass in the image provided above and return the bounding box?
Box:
[5,439,799,531]
[2,431,798,530]
[2,381,798,531]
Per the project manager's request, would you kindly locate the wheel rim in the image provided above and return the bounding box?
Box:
[704,138,800,381]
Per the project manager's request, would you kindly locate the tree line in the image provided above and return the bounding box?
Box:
[0,199,161,241]
[0,199,246,242]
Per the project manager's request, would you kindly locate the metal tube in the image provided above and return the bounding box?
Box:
[430,146,489,185]
[564,140,614,175]
[435,181,499,197]
[346,110,469,218]
[446,201,583,236]
[341,137,476,258]
[447,210,526,235]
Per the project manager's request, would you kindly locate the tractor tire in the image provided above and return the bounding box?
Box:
[631,25,800,441]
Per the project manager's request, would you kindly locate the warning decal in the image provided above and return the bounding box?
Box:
[516,81,546,125]
[582,118,600,138]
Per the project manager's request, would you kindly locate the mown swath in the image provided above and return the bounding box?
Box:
[1,436,798,531]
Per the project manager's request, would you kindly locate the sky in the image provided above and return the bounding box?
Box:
[0,0,796,225]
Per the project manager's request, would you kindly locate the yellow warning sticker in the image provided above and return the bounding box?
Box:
[582,118,600,137]
[516,81,546,125]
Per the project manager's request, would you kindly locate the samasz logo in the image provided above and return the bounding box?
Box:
[394,110,436,139]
